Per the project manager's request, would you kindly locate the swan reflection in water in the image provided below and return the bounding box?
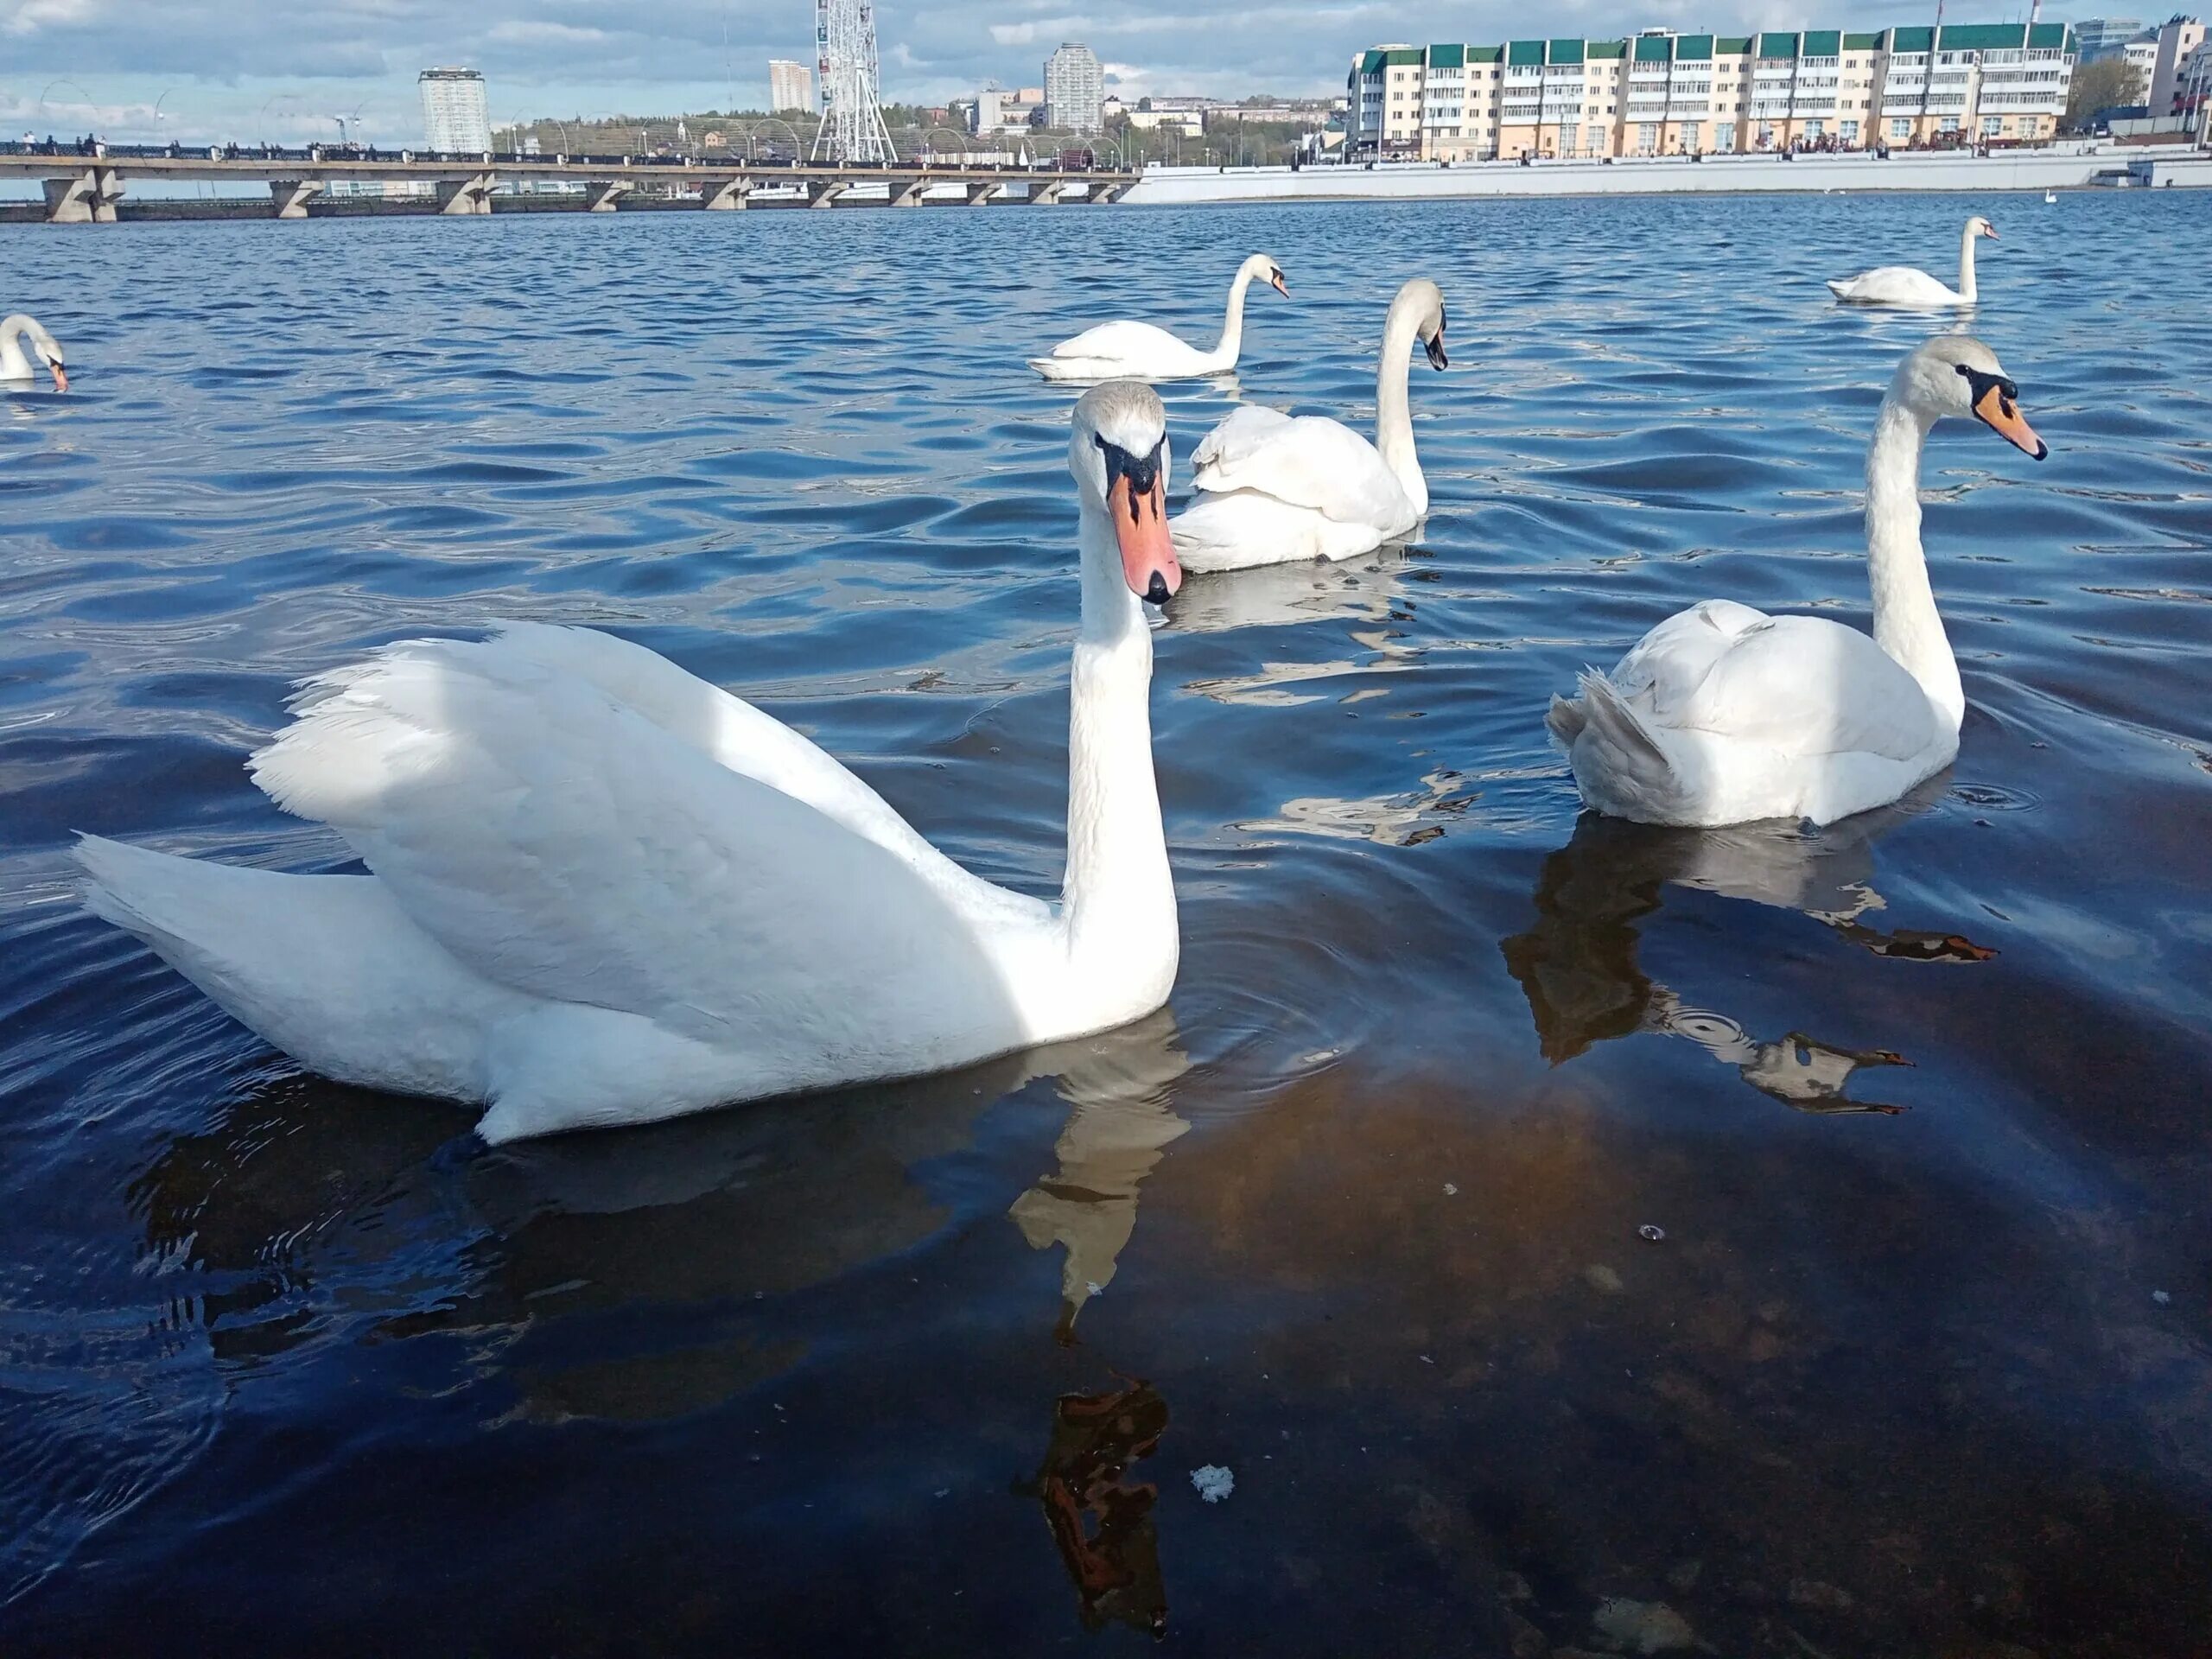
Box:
[1503,791,1994,1115]
[130,1010,1192,1421]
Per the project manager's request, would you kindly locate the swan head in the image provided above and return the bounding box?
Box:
[1897,336,2046,461]
[1397,278,1449,371]
[4,316,65,391]
[1071,380,1180,605]
[1241,252,1290,297]
[1967,214,1998,240]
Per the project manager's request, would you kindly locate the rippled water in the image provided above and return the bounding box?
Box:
[3,194,2209,1655]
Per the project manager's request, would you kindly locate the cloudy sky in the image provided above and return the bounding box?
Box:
[4,0,1948,142]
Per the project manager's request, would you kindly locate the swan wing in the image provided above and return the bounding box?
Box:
[1044,320,1190,362]
[1614,606,1936,761]
[1830,266,1959,306]
[246,634,1041,1046]
[1190,408,1409,528]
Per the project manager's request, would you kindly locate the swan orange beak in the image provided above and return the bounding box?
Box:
[48,359,67,393]
[1973,382,2045,460]
[1110,472,1179,604]
[1269,270,1289,296]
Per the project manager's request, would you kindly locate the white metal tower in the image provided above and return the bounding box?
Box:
[810,0,899,163]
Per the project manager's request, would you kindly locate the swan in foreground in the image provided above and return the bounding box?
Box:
[1827,214,1996,308]
[1548,336,2047,828]
[1169,277,1448,572]
[0,315,67,390]
[79,382,1185,1143]
[1031,253,1287,382]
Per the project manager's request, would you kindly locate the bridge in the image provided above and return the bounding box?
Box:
[0,143,1138,223]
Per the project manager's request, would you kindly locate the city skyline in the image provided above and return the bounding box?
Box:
[0,0,2145,147]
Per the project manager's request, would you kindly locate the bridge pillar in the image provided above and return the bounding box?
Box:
[1090,181,1127,206]
[890,177,926,207]
[701,178,748,210]
[269,178,323,219]
[435,172,495,215]
[1029,181,1066,206]
[583,179,631,213]
[966,181,999,207]
[42,167,123,224]
[807,181,845,208]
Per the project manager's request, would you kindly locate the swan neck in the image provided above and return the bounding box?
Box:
[0,316,28,376]
[1212,266,1257,366]
[1066,509,1176,975]
[1958,226,1978,302]
[1374,296,1427,514]
[1866,398,1961,730]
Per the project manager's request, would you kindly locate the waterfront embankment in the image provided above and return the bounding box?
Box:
[1123,146,2212,206]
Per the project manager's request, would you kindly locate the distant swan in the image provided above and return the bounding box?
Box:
[1827,214,1996,308]
[1031,253,1287,382]
[1168,277,1448,572]
[0,314,67,390]
[79,382,1185,1143]
[1547,336,2048,828]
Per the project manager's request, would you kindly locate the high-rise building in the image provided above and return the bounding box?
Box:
[2148,15,2209,111]
[2072,16,2146,60]
[1044,42,1104,132]
[1348,20,2075,162]
[769,59,816,113]
[418,67,492,154]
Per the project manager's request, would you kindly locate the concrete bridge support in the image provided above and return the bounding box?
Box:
[807,181,846,208]
[1090,181,1127,206]
[701,178,748,210]
[42,167,123,223]
[966,181,1000,207]
[1029,181,1066,206]
[435,172,496,215]
[890,177,926,207]
[269,178,323,219]
[584,179,632,213]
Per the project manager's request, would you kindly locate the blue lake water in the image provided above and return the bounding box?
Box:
[3,193,2209,1655]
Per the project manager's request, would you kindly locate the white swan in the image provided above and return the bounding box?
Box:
[1031,253,1287,382]
[1547,336,2048,828]
[1168,277,1448,572]
[78,381,1186,1144]
[0,314,67,390]
[1827,214,1996,308]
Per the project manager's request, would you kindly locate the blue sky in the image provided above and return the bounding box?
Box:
[2,0,2002,144]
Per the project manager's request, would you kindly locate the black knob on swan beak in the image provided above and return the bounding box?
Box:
[1143,572,1172,607]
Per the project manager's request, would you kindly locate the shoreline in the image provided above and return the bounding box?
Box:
[1124,147,2212,205]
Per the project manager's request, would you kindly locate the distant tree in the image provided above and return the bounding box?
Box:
[2066,55,2148,125]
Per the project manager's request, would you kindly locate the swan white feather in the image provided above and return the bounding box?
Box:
[79,383,1187,1143]
[1548,335,2049,828]
[0,313,67,390]
[1827,215,1995,308]
[1031,254,1286,382]
[1171,277,1449,572]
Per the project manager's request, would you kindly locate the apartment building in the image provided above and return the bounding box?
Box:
[1347,20,2074,160]
[2148,16,2209,112]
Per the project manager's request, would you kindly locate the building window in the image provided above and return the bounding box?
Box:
[1714,120,1736,149]
[1840,118,1859,142]
[1637,122,1659,152]
[1560,123,1581,154]
[1890,117,1910,139]
[1981,115,2003,136]
[1940,115,1959,132]
[1804,118,1824,137]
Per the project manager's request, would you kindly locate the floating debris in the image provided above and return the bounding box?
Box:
[1190,1465,1235,1503]
[1639,1224,1666,1243]
[2153,1289,2171,1306]
[1443,1182,1459,1196]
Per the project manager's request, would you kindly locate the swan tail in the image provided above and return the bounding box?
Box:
[1564,673,1692,819]
[76,833,498,1103]
[1544,692,1587,750]
[1825,279,1853,300]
